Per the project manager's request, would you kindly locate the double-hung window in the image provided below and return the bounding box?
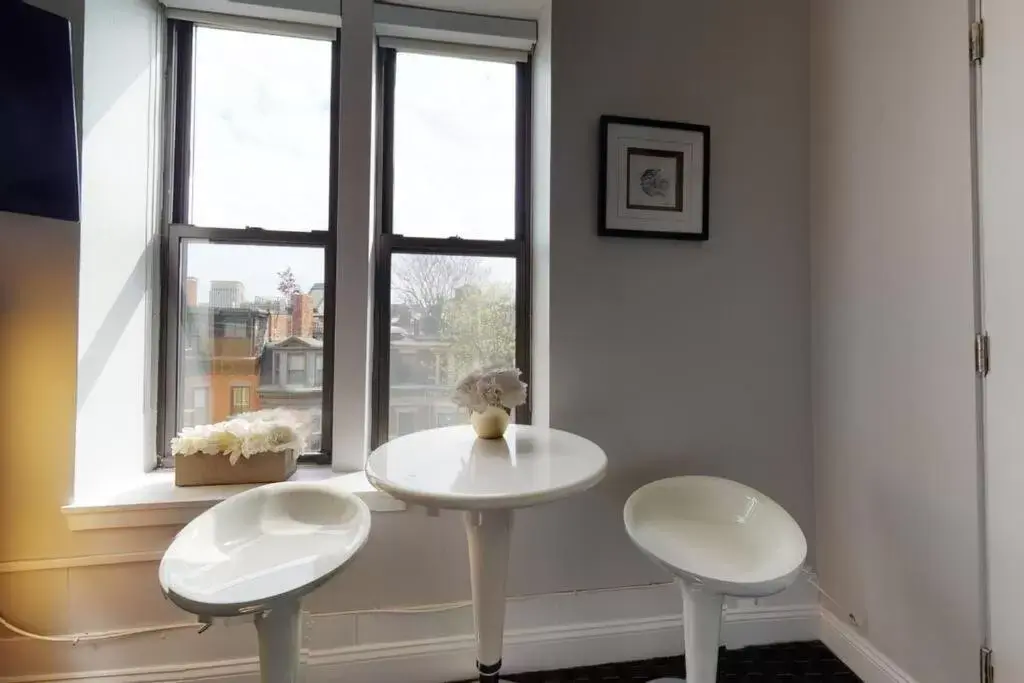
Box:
[158,16,533,469]
[372,46,532,447]
[159,19,339,465]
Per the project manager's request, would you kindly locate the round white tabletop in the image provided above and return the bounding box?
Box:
[365,425,608,510]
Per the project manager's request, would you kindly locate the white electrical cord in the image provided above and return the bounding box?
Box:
[800,565,860,627]
[0,583,669,645]
[0,614,202,644]
[3,570,858,645]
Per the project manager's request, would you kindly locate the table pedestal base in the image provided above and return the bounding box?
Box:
[254,599,302,683]
[465,509,514,683]
[476,658,514,682]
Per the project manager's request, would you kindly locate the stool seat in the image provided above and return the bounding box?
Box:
[160,481,371,618]
[624,476,808,683]
[624,476,806,598]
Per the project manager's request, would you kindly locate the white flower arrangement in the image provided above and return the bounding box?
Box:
[452,368,528,414]
[171,408,312,466]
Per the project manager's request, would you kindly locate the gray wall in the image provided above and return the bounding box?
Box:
[0,0,813,676]
[809,2,984,682]
[546,0,814,573]
[336,0,815,604]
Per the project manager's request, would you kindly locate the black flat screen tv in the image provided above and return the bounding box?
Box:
[0,0,80,222]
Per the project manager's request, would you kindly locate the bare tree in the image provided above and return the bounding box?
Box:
[391,254,486,311]
[277,267,300,299]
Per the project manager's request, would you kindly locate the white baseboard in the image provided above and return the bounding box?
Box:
[819,608,920,683]
[311,604,819,683]
[0,584,819,683]
[0,581,931,683]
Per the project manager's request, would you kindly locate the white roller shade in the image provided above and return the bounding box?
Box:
[164,7,337,39]
[160,1,538,55]
[378,36,528,63]
[160,0,341,31]
[374,3,536,53]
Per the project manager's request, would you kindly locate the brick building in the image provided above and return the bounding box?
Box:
[180,306,269,427]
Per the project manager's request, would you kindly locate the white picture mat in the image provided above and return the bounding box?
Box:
[605,123,706,234]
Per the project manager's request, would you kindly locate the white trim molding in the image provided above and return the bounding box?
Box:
[0,584,818,683]
[0,580,926,683]
[819,608,920,683]
[0,551,164,575]
[62,469,404,531]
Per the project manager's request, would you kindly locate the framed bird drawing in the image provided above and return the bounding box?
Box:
[599,115,710,240]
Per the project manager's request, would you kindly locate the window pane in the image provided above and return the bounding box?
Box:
[388,253,516,440]
[176,240,327,455]
[392,52,517,240]
[189,27,332,231]
[230,386,251,415]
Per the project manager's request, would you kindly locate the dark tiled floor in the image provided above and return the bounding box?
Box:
[457,641,860,682]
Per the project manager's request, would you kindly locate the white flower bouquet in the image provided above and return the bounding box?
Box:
[171,408,311,466]
[453,368,528,414]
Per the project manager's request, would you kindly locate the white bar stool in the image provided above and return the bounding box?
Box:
[624,476,807,683]
[159,481,371,683]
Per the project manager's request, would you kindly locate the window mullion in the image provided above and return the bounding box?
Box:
[157,19,194,463]
[159,225,185,464]
[371,238,393,450]
[169,20,194,225]
[315,30,343,466]
[384,234,523,257]
[169,224,330,247]
[515,58,533,425]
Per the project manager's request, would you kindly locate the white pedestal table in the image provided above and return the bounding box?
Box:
[366,425,608,683]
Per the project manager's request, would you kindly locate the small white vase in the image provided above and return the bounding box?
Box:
[471,406,509,439]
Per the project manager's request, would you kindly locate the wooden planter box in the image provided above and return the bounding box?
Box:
[174,450,297,487]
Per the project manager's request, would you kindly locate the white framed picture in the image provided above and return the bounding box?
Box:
[599,115,710,240]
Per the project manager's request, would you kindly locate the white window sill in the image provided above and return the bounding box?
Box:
[62,466,406,531]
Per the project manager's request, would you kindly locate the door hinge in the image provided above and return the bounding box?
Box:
[971,20,985,65]
[981,647,994,683]
[975,334,991,376]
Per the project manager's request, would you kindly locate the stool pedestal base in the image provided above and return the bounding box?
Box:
[646,580,725,683]
[681,581,724,683]
[254,599,302,683]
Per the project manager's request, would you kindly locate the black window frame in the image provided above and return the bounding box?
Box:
[157,19,341,466]
[371,46,533,449]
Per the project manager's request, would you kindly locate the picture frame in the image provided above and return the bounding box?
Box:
[599,115,710,240]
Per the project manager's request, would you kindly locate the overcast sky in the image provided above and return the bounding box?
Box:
[186,27,515,304]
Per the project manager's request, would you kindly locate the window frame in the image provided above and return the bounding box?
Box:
[230,384,252,415]
[287,352,308,385]
[157,19,340,466]
[315,354,325,387]
[370,46,533,449]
